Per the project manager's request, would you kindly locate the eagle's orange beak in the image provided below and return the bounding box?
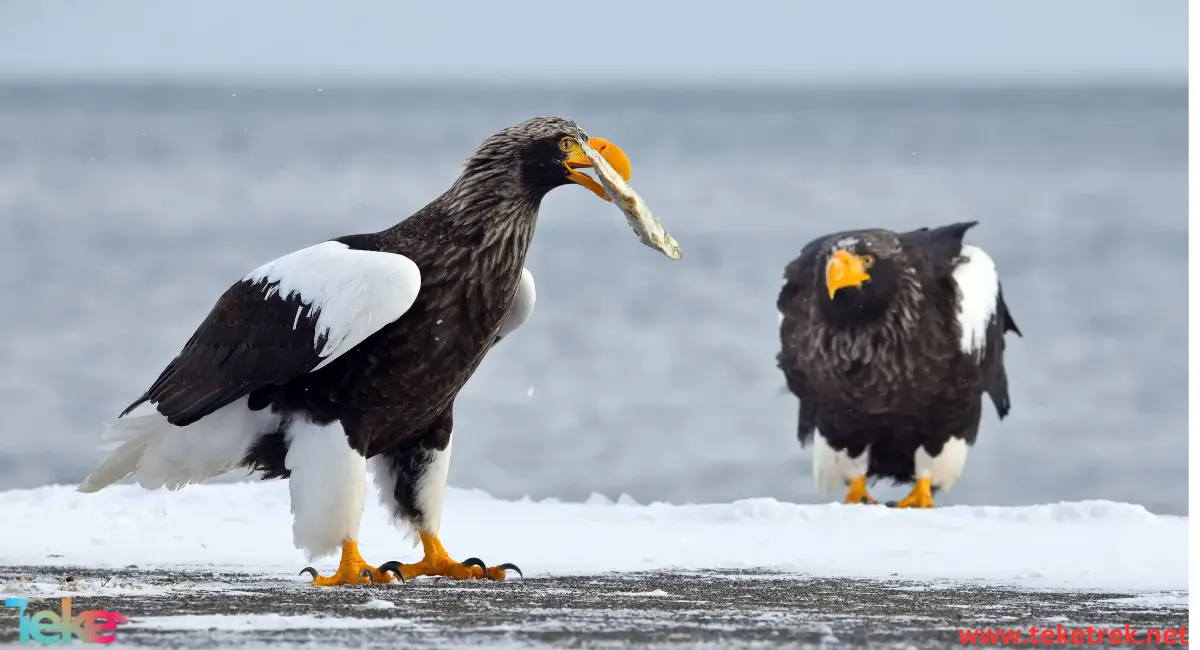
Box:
[562,137,631,202]
[826,250,873,299]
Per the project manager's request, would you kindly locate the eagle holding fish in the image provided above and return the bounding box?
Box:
[78,117,681,586]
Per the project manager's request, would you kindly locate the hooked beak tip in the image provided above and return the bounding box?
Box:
[588,137,631,182]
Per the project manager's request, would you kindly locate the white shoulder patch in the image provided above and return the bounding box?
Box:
[243,241,422,371]
[496,267,536,341]
[950,244,1000,356]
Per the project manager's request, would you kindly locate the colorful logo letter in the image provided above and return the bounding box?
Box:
[4,597,128,644]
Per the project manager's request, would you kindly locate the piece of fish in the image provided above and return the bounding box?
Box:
[580,141,683,261]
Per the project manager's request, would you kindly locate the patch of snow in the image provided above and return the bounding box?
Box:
[359,599,396,609]
[615,493,641,506]
[613,589,673,597]
[1090,592,1189,609]
[0,482,1186,592]
[585,492,613,506]
[1,576,33,595]
[1,576,166,599]
[130,613,412,631]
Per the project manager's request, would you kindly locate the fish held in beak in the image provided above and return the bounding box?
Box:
[567,138,683,261]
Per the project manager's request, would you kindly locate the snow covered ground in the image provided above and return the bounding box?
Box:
[0,481,1187,592]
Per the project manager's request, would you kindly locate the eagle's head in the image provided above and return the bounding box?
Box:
[452,116,680,260]
[461,116,631,202]
[818,230,908,327]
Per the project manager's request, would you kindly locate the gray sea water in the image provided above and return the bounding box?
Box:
[0,82,1187,514]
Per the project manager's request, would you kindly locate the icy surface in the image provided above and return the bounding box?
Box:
[131,614,417,631]
[0,481,1185,592]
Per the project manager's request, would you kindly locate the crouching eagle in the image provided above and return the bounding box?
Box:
[78,117,679,585]
[776,221,1021,507]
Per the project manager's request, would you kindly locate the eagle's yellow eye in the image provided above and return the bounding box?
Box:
[862,254,875,268]
[559,137,576,152]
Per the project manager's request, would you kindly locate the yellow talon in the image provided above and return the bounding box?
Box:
[843,475,877,504]
[378,533,518,581]
[894,477,936,508]
[300,540,394,586]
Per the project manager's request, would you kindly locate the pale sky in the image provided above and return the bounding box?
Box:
[0,0,1187,81]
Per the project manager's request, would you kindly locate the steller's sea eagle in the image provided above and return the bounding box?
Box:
[78,117,681,585]
[776,221,1020,508]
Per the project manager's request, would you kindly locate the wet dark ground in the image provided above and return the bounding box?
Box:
[0,566,1188,649]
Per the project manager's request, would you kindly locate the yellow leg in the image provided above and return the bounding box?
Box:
[893,477,936,508]
[379,533,520,582]
[300,540,393,586]
[843,476,877,504]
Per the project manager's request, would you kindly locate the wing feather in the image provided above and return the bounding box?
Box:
[777,242,825,446]
[979,284,1021,418]
[125,241,422,427]
[901,222,1021,420]
[495,267,535,343]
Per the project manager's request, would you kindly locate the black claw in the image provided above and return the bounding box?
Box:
[299,567,318,579]
[360,568,375,583]
[460,557,488,577]
[885,500,898,508]
[497,563,523,579]
[377,561,405,582]
[859,497,870,505]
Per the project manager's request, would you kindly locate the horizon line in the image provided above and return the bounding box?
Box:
[0,68,1185,85]
[0,70,1187,90]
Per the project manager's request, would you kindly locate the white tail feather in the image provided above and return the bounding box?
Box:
[77,397,281,493]
[76,424,158,494]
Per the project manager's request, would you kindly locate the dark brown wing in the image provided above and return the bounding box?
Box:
[978,284,1021,419]
[899,221,1021,419]
[124,240,423,428]
[776,235,832,446]
[124,278,329,427]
